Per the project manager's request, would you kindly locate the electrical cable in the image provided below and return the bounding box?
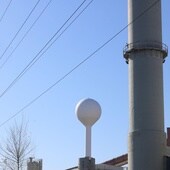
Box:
[0,0,13,23]
[0,0,53,70]
[22,0,94,74]
[12,0,94,78]
[0,0,161,127]
[0,0,91,98]
[0,0,41,61]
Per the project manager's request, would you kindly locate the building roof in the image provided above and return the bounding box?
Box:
[102,154,128,167]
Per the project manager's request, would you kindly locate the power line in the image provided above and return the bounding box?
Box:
[0,0,53,70]
[0,0,13,23]
[0,0,161,127]
[0,0,92,98]
[0,0,41,61]
[13,0,94,78]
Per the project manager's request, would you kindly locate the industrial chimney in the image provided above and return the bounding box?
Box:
[123,0,168,170]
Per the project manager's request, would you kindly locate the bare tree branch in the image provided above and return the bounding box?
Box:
[0,121,33,170]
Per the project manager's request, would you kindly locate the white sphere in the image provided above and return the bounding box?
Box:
[75,98,101,127]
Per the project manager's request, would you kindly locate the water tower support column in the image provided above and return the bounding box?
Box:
[86,126,91,158]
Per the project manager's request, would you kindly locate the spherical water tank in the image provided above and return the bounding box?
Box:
[76,98,101,127]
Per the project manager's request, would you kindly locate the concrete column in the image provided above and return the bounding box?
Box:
[128,51,166,170]
[78,157,95,170]
[124,0,168,170]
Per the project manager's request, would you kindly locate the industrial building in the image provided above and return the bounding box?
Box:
[27,157,42,170]
[67,128,170,169]
[66,164,127,170]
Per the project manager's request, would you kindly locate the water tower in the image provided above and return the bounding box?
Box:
[76,98,101,170]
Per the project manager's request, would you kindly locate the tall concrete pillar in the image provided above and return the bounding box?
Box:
[124,0,168,170]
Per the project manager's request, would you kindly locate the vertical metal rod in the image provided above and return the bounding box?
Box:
[86,126,91,158]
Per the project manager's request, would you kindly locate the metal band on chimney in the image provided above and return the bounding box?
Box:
[123,41,168,63]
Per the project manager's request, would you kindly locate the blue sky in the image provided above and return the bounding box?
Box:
[0,0,169,169]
